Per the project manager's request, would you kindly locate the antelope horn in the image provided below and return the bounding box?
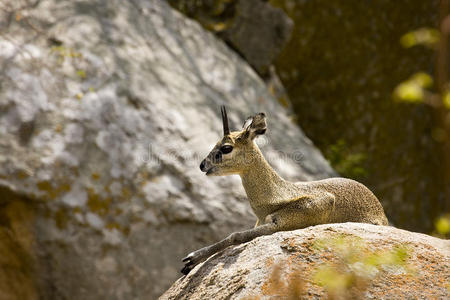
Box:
[221,105,230,135]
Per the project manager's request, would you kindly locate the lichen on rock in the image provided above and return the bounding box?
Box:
[0,0,333,298]
[160,223,450,299]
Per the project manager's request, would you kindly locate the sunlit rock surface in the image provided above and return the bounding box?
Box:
[161,223,450,300]
[0,0,334,298]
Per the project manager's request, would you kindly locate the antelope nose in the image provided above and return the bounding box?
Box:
[200,159,206,172]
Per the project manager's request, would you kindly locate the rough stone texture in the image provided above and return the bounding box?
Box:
[169,0,294,76]
[160,223,450,300]
[0,0,333,299]
[219,0,294,75]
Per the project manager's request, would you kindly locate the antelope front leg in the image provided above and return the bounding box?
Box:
[181,246,213,275]
[181,223,277,275]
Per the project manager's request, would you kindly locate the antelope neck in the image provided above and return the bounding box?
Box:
[239,144,292,207]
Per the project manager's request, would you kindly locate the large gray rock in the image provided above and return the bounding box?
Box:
[160,223,450,299]
[0,0,333,299]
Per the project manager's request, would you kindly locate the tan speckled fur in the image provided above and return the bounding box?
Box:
[181,108,388,275]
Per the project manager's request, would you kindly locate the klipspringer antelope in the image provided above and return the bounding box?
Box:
[181,106,387,275]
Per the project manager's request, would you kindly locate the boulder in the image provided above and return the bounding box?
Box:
[218,0,294,75]
[169,0,294,75]
[160,223,450,299]
[0,0,333,298]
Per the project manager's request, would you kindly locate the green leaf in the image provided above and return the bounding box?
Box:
[443,92,450,109]
[400,28,440,48]
[411,72,433,88]
[394,81,424,102]
[435,215,450,234]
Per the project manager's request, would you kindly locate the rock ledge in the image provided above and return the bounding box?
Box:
[161,223,449,299]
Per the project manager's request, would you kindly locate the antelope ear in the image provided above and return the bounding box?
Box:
[242,117,253,130]
[243,112,267,140]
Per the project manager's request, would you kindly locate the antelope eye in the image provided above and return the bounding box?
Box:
[220,145,233,154]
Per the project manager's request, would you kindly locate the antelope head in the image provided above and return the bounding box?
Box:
[199,106,267,176]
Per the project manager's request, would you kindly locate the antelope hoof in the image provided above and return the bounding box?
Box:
[180,263,193,275]
[181,250,205,275]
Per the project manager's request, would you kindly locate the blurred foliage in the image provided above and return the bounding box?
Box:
[434,213,450,238]
[269,0,446,233]
[393,7,450,233]
[325,139,367,179]
[444,91,450,109]
[400,27,440,48]
[394,72,433,103]
[394,26,445,106]
[168,0,236,32]
[251,235,412,299]
[253,261,305,300]
[313,235,411,299]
